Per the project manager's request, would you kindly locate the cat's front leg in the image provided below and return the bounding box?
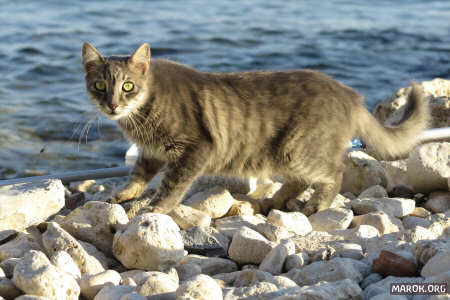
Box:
[127,146,208,218]
[109,154,165,204]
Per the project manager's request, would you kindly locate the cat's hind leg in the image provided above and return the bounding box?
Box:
[271,178,309,211]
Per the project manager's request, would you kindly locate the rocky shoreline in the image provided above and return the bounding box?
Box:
[0,79,449,300]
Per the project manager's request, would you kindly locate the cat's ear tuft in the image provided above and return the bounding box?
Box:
[129,43,151,74]
[82,42,104,72]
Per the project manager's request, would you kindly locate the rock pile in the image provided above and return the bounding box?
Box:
[0,81,449,300]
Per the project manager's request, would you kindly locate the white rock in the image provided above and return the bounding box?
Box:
[351,211,403,234]
[363,276,423,300]
[341,151,387,195]
[415,239,449,265]
[308,208,353,232]
[12,250,80,300]
[14,296,50,300]
[421,250,450,277]
[360,273,383,289]
[359,185,388,199]
[93,285,135,300]
[70,179,96,192]
[267,210,312,236]
[50,250,81,281]
[424,191,450,213]
[119,292,147,300]
[0,231,41,261]
[332,225,380,243]
[0,179,65,231]
[41,222,105,275]
[403,216,431,230]
[248,182,283,199]
[80,270,121,300]
[214,214,266,238]
[113,213,184,270]
[271,279,363,300]
[289,231,345,254]
[222,282,279,299]
[178,255,238,276]
[254,222,294,243]
[184,186,236,218]
[60,201,129,256]
[168,204,211,230]
[259,240,295,275]
[404,226,437,243]
[137,271,178,297]
[285,257,368,286]
[120,270,153,286]
[175,262,202,281]
[175,274,222,300]
[351,197,415,217]
[407,142,450,193]
[228,227,275,265]
[284,252,310,272]
[332,242,364,260]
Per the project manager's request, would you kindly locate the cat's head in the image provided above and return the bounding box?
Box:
[82,43,151,120]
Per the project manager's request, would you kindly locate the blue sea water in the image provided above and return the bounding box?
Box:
[0,0,449,179]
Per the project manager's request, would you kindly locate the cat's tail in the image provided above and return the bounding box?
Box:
[355,83,430,160]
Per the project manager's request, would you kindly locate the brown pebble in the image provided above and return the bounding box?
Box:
[372,250,419,277]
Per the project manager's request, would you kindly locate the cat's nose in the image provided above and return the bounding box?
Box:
[109,103,119,111]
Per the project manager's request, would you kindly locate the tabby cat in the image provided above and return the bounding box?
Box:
[82,42,429,217]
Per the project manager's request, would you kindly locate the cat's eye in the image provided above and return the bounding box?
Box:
[122,82,134,92]
[95,81,106,91]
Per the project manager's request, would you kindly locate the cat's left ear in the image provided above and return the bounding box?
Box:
[129,43,151,74]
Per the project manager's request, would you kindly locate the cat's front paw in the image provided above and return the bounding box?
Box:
[301,203,318,216]
[108,182,145,204]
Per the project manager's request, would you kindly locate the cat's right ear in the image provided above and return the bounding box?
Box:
[82,42,105,72]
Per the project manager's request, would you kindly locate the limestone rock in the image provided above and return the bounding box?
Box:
[360,273,383,290]
[41,222,105,275]
[350,197,415,217]
[168,204,211,230]
[285,257,369,286]
[178,255,238,276]
[407,142,450,193]
[0,231,41,261]
[308,208,353,232]
[60,201,128,256]
[259,240,295,275]
[113,213,184,270]
[424,191,450,213]
[119,293,147,300]
[120,270,154,286]
[363,276,424,300]
[254,222,294,243]
[267,210,312,236]
[284,252,310,272]
[410,207,432,218]
[93,285,135,300]
[351,211,403,234]
[341,151,387,195]
[13,296,50,300]
[0,179,65,231]
[181,226,229,257]
[225,200,255,217]
[137,271,178,297]
[248,182,283,199]
[222,282,279,299]
[415,239,449,266]
[175,274,222,300]
[80,270,121,300]
[214,214,265,238]
[50,250,81,281]
[332,242,364,260]
[174,262,202,281]
[184,186,236,218]
[332,225,380,244]
[421,250,450,277]
[12,250,80,300]
[228,227,275,265]
[290,231,345,254]
[403,216,431,230]
[271,279,363,300]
